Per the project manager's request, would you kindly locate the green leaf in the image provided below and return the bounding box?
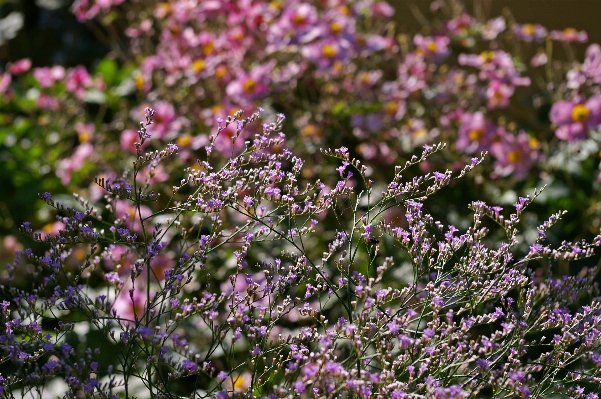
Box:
[96,58,119,87]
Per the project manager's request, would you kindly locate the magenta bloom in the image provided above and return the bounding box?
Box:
[301,37,350,69]
[66,66,92,98]
[481,16,506,40]
[512,23,547,42]
[490,130,538,180]
[456,112,497,153]
[226,61,275,105]
[580,44,601,85]
[267,3,318,48]
[398,53,427,93]
[8,58,31,75]
[33,66,65,88]
[550,28,588,43]
[486,79,514,109]
[0,73,11,94]
[549,95,601,141]
[413,34,450,62]
[57,143,94,184]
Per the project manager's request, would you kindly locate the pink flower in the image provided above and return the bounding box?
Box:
[112,282,148,325]
[226,61,275,105]
[513,23,547,42]
[301,37,350,69]
[581,44,601,84]
[36,94,60,110]
[33,66,65,88]
[549,95,601,141]
[530,51,548,67]
[481,16,506,40]
[56,143,94,184]
[113,199,152,233]
[490,131,538,180]
[486,79,514,109]
[0,72,11,93]
[8,58,31,75]
[120,129,142,154]
[75,122,95,143]
[398,53,427,93]
[268,3,318,47]
[66,65,92,98]
[445,13,476,36]
[413,34,450,62]
[456,112,497,153]
[550,28,587,43]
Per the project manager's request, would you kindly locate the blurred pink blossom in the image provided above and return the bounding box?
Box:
[413,34,450,62]
[33,66,65,88]
[456,111,497,153]
[57,143,94,184]
[0,72,11,93]
[549,95,601,141]
[8,58,31,75]
[550,28,588,43]
[66,66,92,99]
[490,131,538,180]
[512,23,547,42]
[36,94,60,110]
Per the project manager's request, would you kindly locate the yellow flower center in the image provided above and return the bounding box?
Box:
[322,44,337,58]
[480,51,496,63]
[203,41,214,56]
[385,101,398,114]
[468,129,484,141]
[564,27,577,36]
[176,133,193,147]
[426,41,438,53]
[522,24,535,35]
[215,65,227,79]
[330,22,343,34]
[158,3,171,14]
[413,128,428,139]
[192,59,205,72]
[135,75,145,90]
[269,1,284,10]
[529,137,539,149]
[338,5,351,16]
[292,14,306,26]
[243,78,256,92]
[507,150,521,164]
[571,104,590,123]
[300,124,320,138]
[78,129,91,144]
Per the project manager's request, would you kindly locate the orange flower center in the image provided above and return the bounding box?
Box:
[203,41,214,56]
[385,101,398,114]
[176,133,193,147]
[468,129,484,141]
[571,104,590,123]
[192,59,205,72]
[426,41,438,53]
[243,78,256,92]
[322,44,337,58]
[292,14,306,26]
[522,24,535,35]
[330,22,343,34]
[480,51,496,63]
[507,150,521,164]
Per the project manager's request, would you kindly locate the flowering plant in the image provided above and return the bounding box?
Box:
[2,109,601,398]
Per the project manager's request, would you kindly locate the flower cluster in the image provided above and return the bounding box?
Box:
[1,110,601,398]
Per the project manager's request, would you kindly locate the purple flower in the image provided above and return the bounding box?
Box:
[490,130,538,180]
[549,95,601,141]
[513,23,547,42]
[456,112,497,153]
